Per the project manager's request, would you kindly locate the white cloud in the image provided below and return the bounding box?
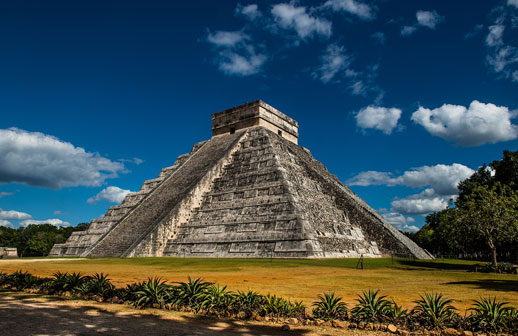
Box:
[87,186,133,204]
[207,31,267,76]
[20,218,70,227]
[207,30,249,47]
[484,7,518,81]
[312,44,350,83]
[508,0,518,8]
[53,210,62,215]
[401,26,417,36]
[391,189,451,215]
[0,192,13,198]
[218,49,267,76]
[0,208,32,220]
[355,106,402,135]
[411,100,518,146]
[380,211,419,232]
[349,164,474,216]
[348,163,474,196]
[323,0,374,20]
[271,3,332,40]
[0,219,13,228]
[486,25,504,47]
[0,128,125,189]
[401,10,443,36]
[416,10,443,29]
[235,3,262,21]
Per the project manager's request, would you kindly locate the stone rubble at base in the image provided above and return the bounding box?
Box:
[50,100,433,259]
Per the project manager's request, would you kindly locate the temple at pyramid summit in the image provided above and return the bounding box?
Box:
[50,100,432,259]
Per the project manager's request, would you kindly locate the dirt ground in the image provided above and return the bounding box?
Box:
[0,292,391,336]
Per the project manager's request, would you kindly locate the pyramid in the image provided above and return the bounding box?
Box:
[50,100,432,259]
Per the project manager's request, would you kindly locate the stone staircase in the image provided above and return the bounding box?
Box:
[49,142,205,257]
[86,133,244,257]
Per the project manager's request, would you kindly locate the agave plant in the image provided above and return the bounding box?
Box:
[385,299,408,324]
[235,290,265,315]
[351,289,391,322]
[469,296,511,332]
[49,272,90,294]
[87,273,115,299]
[412,292,457,328]
[175,277,213,310]
[134,277,170,308]
[200,284,235,313]
[262,294,292,317]
[312,292,348,321]
[6,270,40,290]
[0,272,9,286]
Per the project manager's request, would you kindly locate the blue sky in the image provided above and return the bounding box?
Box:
[1,0,517,232]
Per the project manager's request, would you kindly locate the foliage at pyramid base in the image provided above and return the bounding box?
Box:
[50,101,432,259]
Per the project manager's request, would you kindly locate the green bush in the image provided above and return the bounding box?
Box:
[412,292,458,328]
[312,292,348,321]
[350,289,391,322]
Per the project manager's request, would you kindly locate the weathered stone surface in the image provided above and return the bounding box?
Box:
[387,324,398,333]
[51,100,432,259]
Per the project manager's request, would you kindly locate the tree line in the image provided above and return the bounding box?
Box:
[406,150,518,266]
[0,223,88,257]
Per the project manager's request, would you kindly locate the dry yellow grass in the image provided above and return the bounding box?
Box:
[1,257,517,311]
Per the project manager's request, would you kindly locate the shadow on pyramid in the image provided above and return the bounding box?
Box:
[50,100,433,259]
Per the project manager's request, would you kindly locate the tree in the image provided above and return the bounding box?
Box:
[457,183,518,267]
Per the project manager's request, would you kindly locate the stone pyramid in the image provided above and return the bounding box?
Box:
[50,100,432,259]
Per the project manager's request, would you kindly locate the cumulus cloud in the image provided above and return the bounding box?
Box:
[0,128,125,189]
[323,0,374,20]
[87,186,133,204]
[349,163,474,216]
[218,49,267,76]
[401,10,443,36]
[391,189,451,215]
[416,10,443,29]
[207,30,267,76]
[486,25,505,47]
[235,3,262,21]
[509,0,518,8]
[380,211,419,232]
[348,164,474,195]
[0,208,32,220]
[411,100,518,146]
[20,218,70,227]
[484,5,518,82]
[0,219,13,228]
[355,106,402,135]
[271,3,332,40]
[312,44,351,83]
[485,25,518,80]
[207,30,249,47]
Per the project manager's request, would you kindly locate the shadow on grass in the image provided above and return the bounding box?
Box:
[444,279,518,292]
[0,293,312,336]
[395,259,476,271]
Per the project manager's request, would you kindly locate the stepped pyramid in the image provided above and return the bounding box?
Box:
[50,100,432,259]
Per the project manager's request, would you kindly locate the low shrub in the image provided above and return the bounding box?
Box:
[312,292,347,321]
[350,289,391,322]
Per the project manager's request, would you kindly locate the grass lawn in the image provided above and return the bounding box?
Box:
[1,257,517,311]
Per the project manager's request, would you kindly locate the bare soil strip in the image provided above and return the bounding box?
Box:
[0,292,390,336]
